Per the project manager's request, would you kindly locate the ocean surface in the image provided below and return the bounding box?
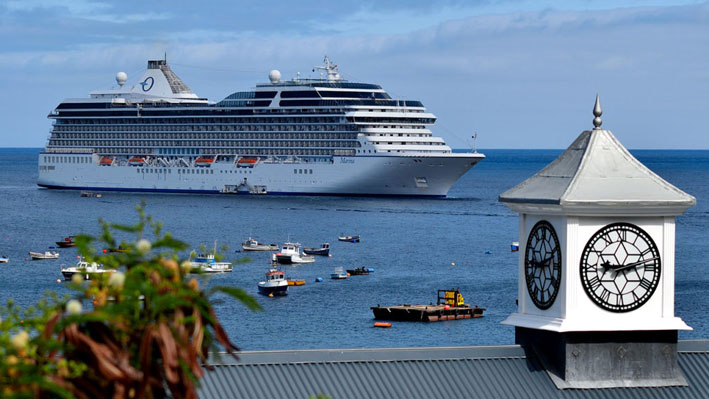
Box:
[0,148,707,350]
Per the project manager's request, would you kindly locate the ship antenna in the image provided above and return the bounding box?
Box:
[472,132,478,153]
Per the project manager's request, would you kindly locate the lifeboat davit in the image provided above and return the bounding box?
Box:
[195,157,214,167]
[128,156,146,166]
[99,157,113,166]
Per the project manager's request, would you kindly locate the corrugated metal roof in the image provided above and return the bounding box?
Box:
[196,341,709,399]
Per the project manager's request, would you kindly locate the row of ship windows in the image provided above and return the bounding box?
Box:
[294,169,313,175]
[42,156,91,164]
[55,117,345,125]
[51,132,358,140]
[75,148,355,156]
[49,140,358,148]
[53,124,357,132]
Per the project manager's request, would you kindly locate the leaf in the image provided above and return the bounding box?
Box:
[208,286,262,311]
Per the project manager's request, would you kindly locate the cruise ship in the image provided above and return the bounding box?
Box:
[37,57,484,197]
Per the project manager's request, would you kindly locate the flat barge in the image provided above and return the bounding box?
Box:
[371,289,485,322]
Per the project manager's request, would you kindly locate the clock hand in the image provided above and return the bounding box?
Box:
[603,257,660,272]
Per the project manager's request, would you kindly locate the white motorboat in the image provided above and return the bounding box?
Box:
[0,256,8,263]
[189,253,233,273]
[241,237,279,252]
[258,267,289,296]
[61,258,112,280]
[275,242,315,264]
[29,249,59,260]
[330,266,348,280]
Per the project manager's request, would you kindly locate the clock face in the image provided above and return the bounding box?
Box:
[525,221,562,310]
[580,223,661,313]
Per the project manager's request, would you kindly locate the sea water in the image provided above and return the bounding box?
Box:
[0,148,707,350]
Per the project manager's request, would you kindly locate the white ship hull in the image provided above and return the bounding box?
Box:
[38,153,482,197]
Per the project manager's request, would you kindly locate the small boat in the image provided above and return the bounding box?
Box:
[80,191,103,198]
[128,156,146,166]
[189,253,233,273]
[258,268,288,296]
[511,241,519,252]
[55,236,76,248]
[0,256,9,263]
[237,157,258,167]
[99,157,113,166]
[275,242,315,264]
[287,279,306,286]
[195,156,214,167]
[346,266,369,276]
[331,266,348,279]
[371,289,485,322]
[29,249,59,260]
[338,235,360,243]
[241,237,279,252]
[61,258,112,281]
[303,242,330,256]
[107,246,129,253]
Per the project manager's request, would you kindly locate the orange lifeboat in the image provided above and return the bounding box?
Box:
[128,156,146,166]
[99,157,113,166]
[195,157,214,167]
[237,157,258,167]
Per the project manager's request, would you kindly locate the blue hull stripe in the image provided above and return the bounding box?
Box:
[37,184,446,199]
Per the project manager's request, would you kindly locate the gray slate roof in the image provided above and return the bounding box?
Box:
[197,340,709,399]
[499,129,695,213]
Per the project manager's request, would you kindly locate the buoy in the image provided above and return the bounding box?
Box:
[346,273,351,277]
[444,305,450,310]
[103,249,107,253]
[315,277,323,282]
[56,279,61,283]
[367,268,375,272]
[268,293,274,298]
[93,300,98,305]
[451,262,455,266]
[374,322,392,328]
[484,250,492,254]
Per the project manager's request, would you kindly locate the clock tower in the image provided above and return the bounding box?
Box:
[499,96,696,388]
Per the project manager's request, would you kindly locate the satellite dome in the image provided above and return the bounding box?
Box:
[268,69,281,84]
[116,72,128,87]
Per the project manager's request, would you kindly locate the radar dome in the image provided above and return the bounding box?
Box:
[268,69,281,84]
[116,72,128,87]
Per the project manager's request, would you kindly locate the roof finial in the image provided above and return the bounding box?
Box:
[593,94,602,129]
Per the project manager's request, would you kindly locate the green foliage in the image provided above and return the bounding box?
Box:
[0,202,259,398]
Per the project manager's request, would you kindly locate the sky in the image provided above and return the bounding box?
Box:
[1,0,707,149]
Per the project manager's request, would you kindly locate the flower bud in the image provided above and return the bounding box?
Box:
[10,331,29,350]
[108,271,125,289]
[72,273,84,284]
[136,239,152,254]
[66,299,83,315]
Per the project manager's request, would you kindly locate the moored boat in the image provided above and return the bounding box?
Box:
[275,242,315,264]
[55,236,76,248]
[303,242,330,256]
[338,235,360,243]
[29,249,59,260]
[346,266,369,276]
[189,253,233,273]
[0,256,9,263]
[61,258,112,281]
[258,268,289,296]
[371,289,485,322]
[286,279,306,286]
[330,266,348,279]
[241,237,279,252]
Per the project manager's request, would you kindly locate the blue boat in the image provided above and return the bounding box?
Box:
[338,235,360,243]
[303,242,330,256]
